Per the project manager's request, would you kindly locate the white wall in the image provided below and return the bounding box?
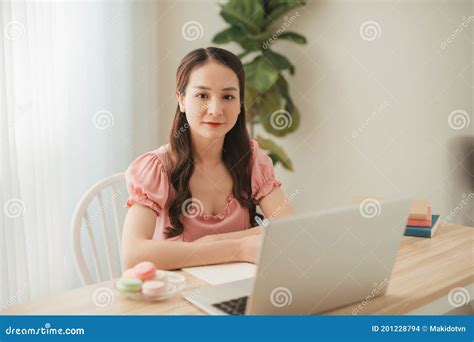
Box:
[154,0,473,226]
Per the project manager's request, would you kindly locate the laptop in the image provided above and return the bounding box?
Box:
[182,197,411,315]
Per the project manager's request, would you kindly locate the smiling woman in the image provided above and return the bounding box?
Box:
[121,47,294,271]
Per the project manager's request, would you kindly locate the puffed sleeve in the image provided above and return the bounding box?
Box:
[250,139,282,203]
[124,151,169,215]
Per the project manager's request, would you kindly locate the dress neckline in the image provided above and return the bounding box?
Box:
[159,145,236,221]
[201,194,235,220]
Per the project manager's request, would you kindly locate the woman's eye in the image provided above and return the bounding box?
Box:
[223,95,235,100]
[196,94,208,99]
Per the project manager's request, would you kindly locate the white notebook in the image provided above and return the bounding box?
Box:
[182,262,256,285]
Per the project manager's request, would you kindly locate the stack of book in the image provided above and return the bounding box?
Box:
[351,197,442,238]
[404,199,441,238]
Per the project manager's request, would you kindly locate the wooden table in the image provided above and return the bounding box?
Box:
[3,224,473,315]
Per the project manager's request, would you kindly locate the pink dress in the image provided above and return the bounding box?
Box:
[125,139,282,242]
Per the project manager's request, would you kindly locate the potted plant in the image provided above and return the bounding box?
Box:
[212,0,307,171]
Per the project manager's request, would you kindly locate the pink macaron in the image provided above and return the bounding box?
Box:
[142,280,167,297]
[121,268,137,279]
[134,261,156,281]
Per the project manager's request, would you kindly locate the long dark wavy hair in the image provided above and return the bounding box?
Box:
[164,47,259,238]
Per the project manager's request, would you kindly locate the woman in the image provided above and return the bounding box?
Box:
[122,47,294,270]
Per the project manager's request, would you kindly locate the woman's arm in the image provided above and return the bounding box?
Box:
[259,186,295,219]
[194,226,262,242]
[121,204,244,270]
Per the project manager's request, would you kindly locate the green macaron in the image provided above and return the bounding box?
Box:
[117,278,143,293]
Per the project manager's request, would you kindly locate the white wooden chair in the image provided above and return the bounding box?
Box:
[70,173,126,285]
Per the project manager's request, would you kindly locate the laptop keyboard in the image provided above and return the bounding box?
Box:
[212,296,248,315]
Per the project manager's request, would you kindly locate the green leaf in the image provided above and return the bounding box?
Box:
[212,25,258,51]
[214,0,305,173]
[261,111,289,137]
[213,26,242,44]
[220,0,265,34]
[244,86,259,112]
[274,76,290,99]
[265,0,306,25]
[276,31,307,44]
[262,49,295,75]
[244,56,280,93]
[238,40,259,52]
[267,152,280,166]
[256,135,293,171]
[257,79,299,137]
[244,86,261,124]
[260,96,300,137]
[253,84,286,121]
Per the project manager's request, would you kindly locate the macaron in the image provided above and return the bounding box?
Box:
[116,278,143,293]
[122,268,137,279]
[142,280,167,297]
[134,261,156,281]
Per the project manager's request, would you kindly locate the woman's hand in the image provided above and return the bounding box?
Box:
[237,234,263,264]
[191,227,264,264]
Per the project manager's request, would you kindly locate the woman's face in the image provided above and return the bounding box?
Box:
[177,60,241,140]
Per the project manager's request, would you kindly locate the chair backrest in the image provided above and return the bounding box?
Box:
[70,173,126,285]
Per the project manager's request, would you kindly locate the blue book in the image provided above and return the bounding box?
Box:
[404,215,440,238]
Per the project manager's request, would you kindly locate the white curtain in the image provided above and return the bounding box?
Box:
[1,0,159,308]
